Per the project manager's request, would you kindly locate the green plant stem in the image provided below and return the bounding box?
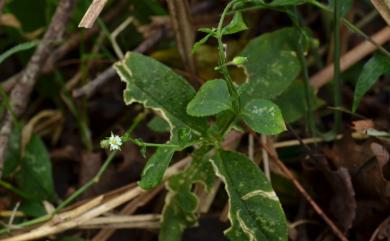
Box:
[54,151,117,212]
[213,0,242,136]
[0,112,148,235]
[310,0,390,56]
[216,0,240,114]
[298,42,316,136]
[0,179,30,200]
[332,0,342,132]
[0,152,117,234]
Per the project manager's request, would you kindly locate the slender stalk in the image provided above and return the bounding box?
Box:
[0,112,148,234]
[54,151,117,212]
[288,9,316,136]
[0,179,30,200]
[214,0,242,136]
[332,0,342,132]
[310,0,390,56]
[216,0,240,114]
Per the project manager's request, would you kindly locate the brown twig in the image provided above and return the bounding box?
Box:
[72,26,168,99]
[1,157,191,241]
[78,214,161,229]
[92,185,164,241]
[371,0,390,25]
[369,216,390,241]
[166,0,197,76]
[0,0,77,174]
[41,0,126,74]
[251,132,349,241]
[78,0,109,28]
[310,26,390,89]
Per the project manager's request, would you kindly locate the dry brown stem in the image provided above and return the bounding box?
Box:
[78,0,109,28]
[371,0,390,25]
[0,0,77,174]
[257,136,350,241]
[310,26,390,89]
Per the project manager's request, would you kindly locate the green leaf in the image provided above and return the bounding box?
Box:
[115,52,208,136]
[19,200,46,218]
[3,125,22,177]
[0,40,39,65]
[192,32,213,53]
[115,52,209,189]
[352,54,390,112]
[329,0,353,16]
[138,147,176,190]
[187,79,232,117]
[210,151,287,241]
[160,152,215,241]
[274,81,324,123]
[241,99,286,135]
[239,28,301,102]
[17,134,56,201]
[147,116,170,133]
[222,12,248,35]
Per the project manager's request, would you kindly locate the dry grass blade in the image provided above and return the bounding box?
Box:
[310,26,390,89]
[79,0,109,28]
[79,214,161,229]
[0,0,76,175]
[167,0,197,76]
[371,0,390,25]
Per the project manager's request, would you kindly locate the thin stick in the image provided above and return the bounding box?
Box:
[371,0,390,25]
[273,135,343,149]
[248,134,254,161]
[0,0,77,174]
[79,214,161,227]
[110,17,133,59]
[255,135,349,241]
[92,186,164,241]
[8,202,20,227]
[261,135,271,181]
[79,0,109,28]
[369,216,390,241]
[310,27,390,89]
[72,27,167,99]
[1,158,192,241]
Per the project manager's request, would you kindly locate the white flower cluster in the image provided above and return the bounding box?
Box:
[101,133,123,151]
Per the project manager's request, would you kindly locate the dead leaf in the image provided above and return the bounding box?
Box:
[0,13,21,28]
[377,216,390,241]
[371,142,390,165]
[352,119,375,134]
[355,143,390,202]
[371,0,390,26]
[316,157,357,232]
[324,134,375,174]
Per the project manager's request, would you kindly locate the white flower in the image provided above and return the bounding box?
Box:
[108,133,122,151]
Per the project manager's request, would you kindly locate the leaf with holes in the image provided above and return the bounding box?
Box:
[160,152,215,241]
[187,79,232,117]
[210,151,287,241]
[352,54,390,112]
[239,28,301,102]
[241,99,286,135]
